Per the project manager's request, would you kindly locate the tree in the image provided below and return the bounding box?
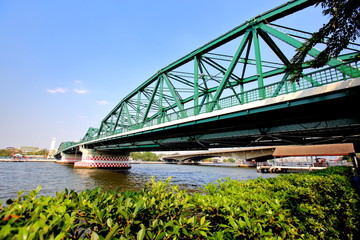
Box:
[0,148,22,157]
[130,152,160,161]
[130,152,143,161]
[226,158,236,163]
[290,0,360,81]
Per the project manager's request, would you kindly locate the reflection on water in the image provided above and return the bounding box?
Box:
[71,168,149,192]
[0,162,278,201]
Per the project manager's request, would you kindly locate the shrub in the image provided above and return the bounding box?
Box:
[0,167,359,239]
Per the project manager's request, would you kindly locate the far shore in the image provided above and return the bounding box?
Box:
[0,158,57,162]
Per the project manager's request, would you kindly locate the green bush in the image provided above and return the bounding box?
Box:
[1,167,359,239]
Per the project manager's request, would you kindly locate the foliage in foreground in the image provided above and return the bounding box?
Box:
[0,166,359,239]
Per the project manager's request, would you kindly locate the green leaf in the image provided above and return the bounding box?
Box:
[199,231,207,237]
[91,231,100,240]
[155,232,167,240]
[228,216,238,229]
[133,200,144,216]
[187,217,194,224]
[137,228,146,240]
[105,222,119,240]
[151,219,158,227]
[124,225,131,235]
[0,224,11,238]
[118,209,129,220]
[17,227,29,240]
[200,216,206,225]
[106,218,113,228]
[55,232,66,240]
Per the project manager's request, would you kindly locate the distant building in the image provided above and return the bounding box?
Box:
[5,147,17,150]
[20,146,39,153]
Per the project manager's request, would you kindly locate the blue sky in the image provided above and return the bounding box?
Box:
[0,0,328,149]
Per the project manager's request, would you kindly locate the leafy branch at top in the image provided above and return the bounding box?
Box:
[290,0,360,82]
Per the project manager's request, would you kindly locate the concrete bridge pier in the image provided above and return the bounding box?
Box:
[74,146,131,169]
[57,152,82,164]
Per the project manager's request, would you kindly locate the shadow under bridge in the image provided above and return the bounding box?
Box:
[162,146,276,164]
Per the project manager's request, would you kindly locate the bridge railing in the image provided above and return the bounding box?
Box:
[59,61,359,152]
[140,61,359,126]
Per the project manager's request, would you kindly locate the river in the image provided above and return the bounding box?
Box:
[0,162,278,202]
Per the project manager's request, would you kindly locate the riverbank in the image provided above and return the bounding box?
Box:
[0,166,358,239]
[0,158,57,162]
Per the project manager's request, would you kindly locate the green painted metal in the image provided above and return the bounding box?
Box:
[82,128,100,141]
[252,29,265,99]
[163,74,186,118]
[207,31,251,112]
[57,0,360,154]
[57,141,78,152]
[194,56,200,115]
[142,78,161,124]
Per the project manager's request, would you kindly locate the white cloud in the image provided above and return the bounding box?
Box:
[74,80,83,84]
[96,100,109,105]
[74,89,90,94]
[46,88,68,94]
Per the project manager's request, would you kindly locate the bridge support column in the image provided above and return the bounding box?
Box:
[57,152,82,164]
[74,147,131,169]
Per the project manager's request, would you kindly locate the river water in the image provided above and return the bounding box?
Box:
[0,162,277,202]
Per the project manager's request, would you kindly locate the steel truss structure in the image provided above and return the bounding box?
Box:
[58,0,360,153]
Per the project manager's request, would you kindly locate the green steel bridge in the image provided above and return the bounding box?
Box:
[55,0,360,159]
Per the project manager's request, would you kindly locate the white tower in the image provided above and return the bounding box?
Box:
[50,138,56,151]
[47,138,57,159]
